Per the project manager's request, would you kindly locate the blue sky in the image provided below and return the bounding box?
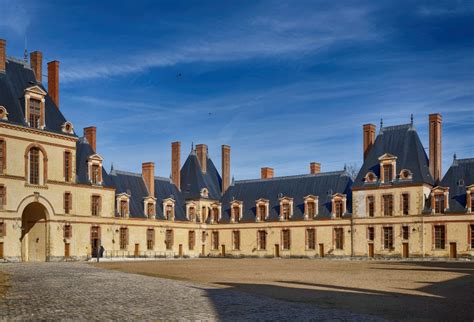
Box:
[1,0,473,179]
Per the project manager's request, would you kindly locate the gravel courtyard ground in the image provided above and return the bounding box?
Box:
[96,258,474,321]
[0,262,382,321]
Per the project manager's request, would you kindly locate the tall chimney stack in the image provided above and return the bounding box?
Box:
[261,167,274,179]
[196,144,207,173]
[221,145,230,194]
[142,162,155,197]
[47,60,59,108]
[310,162,321,174]
[84,126,97,152]
[171,141,181,190]
[429,113,442,183]
[363,124,376,160]
[30,51,42,83]
[0,39,6,73]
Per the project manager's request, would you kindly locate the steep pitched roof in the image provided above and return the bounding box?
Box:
[354,124,434,188]
[0,59,75,136]
[76,137,113,187]
[439,158,474,213]
[180,152,222,200]
[221,171,353,222]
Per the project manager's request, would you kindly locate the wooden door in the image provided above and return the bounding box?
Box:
[221,244,225,257]
[450,243,457,259]
[0,242,3,259]
[64,243,70,258]
[368,243,374,258]
[319,243,324,257]
[134,243,140,257]
[179,244,183,257]
[274,244,280,257]
[402,243,409,258]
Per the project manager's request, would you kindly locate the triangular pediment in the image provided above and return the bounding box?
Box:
[378,153,397,161]
[25,85,47,96]
[89,153,104,161]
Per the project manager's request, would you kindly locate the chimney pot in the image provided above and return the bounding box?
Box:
[47,60,60,108]
[30,51,42,83]
[0,39,6,73]
[84,126,97,152]
[171,141,181,190]
[221,145,231,194]
[429,113,442,183]
[310,162,321,174]
[142,162,155,197]
[261,167,274,179]
[196,144,208,173]
[363,124,376,160]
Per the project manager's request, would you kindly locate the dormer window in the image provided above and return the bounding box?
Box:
[279,197,293,221]
[304,195,318,219]
[188,206,196,221]
[87,154,103,185]
[210,202,221,223]
[467,185,474,213]
[364,171,377,183]
[399,169,412,180]
[230,200,243,223]
[256,198,269,222]
[378,153,397,183]
[91,165,100,184]
[0,106,8,120]
[144,197,156,219]
[163,198,176,221]
[24,86,46,129]
[61,121,74,134]
[200,188,209,198]
[431,187,449,214]
[331,193,347,218]
[116,193,130,218]
[382,165,393,183]
[29,99,41,128]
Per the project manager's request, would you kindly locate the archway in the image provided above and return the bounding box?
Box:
[21,202,48,262]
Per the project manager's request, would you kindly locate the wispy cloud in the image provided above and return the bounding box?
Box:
[0,0,31,35]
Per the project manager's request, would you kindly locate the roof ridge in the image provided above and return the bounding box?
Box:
[154,176,171,182]
[456,158,474,163]
[6,57,30,68]
[112,170,142,177]
[383,123,411,130]
[235,170,346,184]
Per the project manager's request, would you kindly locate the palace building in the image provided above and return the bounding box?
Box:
[0,39,473,262]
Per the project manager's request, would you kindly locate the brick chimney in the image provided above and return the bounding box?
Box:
[0,39,6,73]
[196,144,207,173]
[310,162,321,174]
[221,145,230,193]
[429,113,442,183]
[30,51,42,83]
[363,124,376,160]
[261,167,274,179]
[84,126,97,152]
[171,141,181,190]
[47,60,59,108]
[142,162,155,197]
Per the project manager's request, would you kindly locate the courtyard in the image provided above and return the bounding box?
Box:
[0,259,472,321]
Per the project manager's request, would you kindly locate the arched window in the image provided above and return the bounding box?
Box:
[29,147,40,185]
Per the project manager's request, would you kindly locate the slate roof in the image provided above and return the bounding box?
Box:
[0,58,75,136]
[180,151,222,200]
[220,171,353,223]
[109,169,186,220]
[353,124,434,188]
[438,158,474,213]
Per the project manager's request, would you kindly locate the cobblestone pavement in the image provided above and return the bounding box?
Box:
[0,262,383,320]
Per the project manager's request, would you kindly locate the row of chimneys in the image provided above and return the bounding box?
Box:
[0,39,60,108]
[261,162,321,179]
[363,113,442,183]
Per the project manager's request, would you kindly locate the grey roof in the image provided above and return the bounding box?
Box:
[180,152,222,200]
[220,171,353,223]
[438,158,474,213]
[0,59,75,137]
[75,137,114,187]
[109,169,186,220]
[353,124,434,188]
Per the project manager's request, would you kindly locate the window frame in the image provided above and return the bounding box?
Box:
[383,226,394,250]
[334,227,344,250]
[306,228,316,250]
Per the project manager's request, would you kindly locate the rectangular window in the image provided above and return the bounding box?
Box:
[282,229,291,250]
[29,98,41,128]
[120,200,128,217]
[368,227,374,241]
[0,140,5,174]
[383,227,394,249]
[165,229,173,250]
[367,196,375,217]
[282,203,290,220]
[64,151,71,182]
[64,192,72,214]
[212,207,219,222]
[257,230,266,250]
[434,195,445,214]
[201,231,206,243]
[334,200,344,218]
[63,224,72,239]
[258,204,266,221]
[188,231,195,250]
[90,226,100,256]
[119,227,128,250]
[166,205,174,220]
[434,225,446,249]
[383,164,393,183]
[307,201,316,218]
[29,148,40,185]
[232,206,240,222]
[306,228,316,250]
[212,231,219,250]
[91,164,100,184]
[383,195,393,216]
[470,225,474,249]
[471,195,474,211]
[0,186,5,208]
[232,231,240,250]
[402,226,409,240]
[0,222,5,238]
[402,193,409,215]
[146,203,155,218]
[147,229,155,250]
[91,195,101,216]
[334,228,344,249]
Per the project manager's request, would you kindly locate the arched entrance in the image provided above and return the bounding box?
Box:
[21,202,48,262]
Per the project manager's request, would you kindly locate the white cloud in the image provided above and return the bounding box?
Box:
[0,0,31,35]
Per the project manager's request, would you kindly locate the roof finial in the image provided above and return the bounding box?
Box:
[344,163,347,171]
[191,141,194,152]
[410,114,414,126]
[110,162,114,172]
[24,36,28,62]
[453,153,457,161]
[380,118,383,129]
